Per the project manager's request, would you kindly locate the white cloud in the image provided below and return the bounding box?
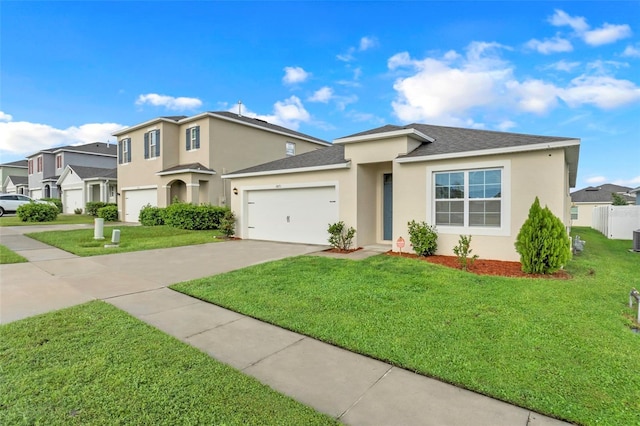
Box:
[0,111,13,122]
[583,23,632,46]
[545,60,581,72]
[622,44,640,58]
[283,66,310,85]
[497,120,517,131]
[308,87,334,103]
[506,79,560,114]
[585,176,607,185]
[559,75,640,109]
[0,114,123,159]
[135,93,202,111]
[227,96,310,130]
[359,36,377,51]
[526,36,573,54]
[549,9,589,33]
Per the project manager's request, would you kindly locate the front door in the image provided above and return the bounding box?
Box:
[383,173,393,240]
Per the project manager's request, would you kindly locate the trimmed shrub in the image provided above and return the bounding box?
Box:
[219,209,237,238]
[515,197,571,274]
[164,203,229,230]
[327,221,356,250]
[139,204,165,226]
[42,197,63,213]
[86,201,116,217]
[407,220,438,256]
[98,205,119,222]
[16,202,59,222]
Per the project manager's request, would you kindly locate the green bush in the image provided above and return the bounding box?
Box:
[139,204,165,226]
[219,209,237,238]
[164,203,229,230]
[327,221,356,250]
[453,235,478,271]
[86,201,116,217]
[16,202,59,222]
[515,197,571,274]
[42,197,63,213]
[407,220,438,256]
[97,205,118,222]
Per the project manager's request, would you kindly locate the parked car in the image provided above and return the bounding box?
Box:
[0,194,56,217]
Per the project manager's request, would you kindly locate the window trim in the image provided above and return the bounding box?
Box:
[426,159,511,237]
[28,159,33,175]
[144,129,160,159]
[56,154,62,169]
[286,142,296,157]
[186,126,200,151]
[119,138,131,164]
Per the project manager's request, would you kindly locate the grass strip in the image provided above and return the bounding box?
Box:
[172,228,640,426]
[0,214,97,227]
[0,301,337,425]
[0,245,28,264]
[25,225,223,256]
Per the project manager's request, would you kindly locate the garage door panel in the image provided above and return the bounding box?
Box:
[247,186,337,245]
[63,189,83,214]
[125,189,157,222]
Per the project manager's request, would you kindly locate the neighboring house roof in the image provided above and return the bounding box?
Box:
[5,175,28,185]
[630,186,640,195]
[224,123,580,181]
[112,111,330,146]
[57,165,117,185]
[223,145,348,178]
[571,184,635,203]
[27,142,117,159]
[0,159,28,168]
[156,162,216,176]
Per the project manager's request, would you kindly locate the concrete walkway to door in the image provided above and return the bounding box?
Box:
[0,225,570,426]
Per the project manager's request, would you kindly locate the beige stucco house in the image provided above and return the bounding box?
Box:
[570,184,635,227]
[223,124,580,261]
[112,111,330,222]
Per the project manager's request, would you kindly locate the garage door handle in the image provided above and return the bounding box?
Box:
[286,216,290,223]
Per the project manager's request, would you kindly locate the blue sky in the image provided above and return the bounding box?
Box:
[1,1,638,190]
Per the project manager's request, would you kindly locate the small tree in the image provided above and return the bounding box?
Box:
[219,210,236,238]
[611,193,628,206]
[327,221,356,251]
[407,220,438,256]
[453,235,478,271]
[515,197,571,274]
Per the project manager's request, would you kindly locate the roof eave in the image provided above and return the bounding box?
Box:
[222,162,350,179]
[156,168,217,177]
[334,128,434,145]
[112,117,182,136]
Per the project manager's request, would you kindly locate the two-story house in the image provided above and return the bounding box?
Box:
[112,111,330,222]
[26,142,117,200]
[1,160,28,194]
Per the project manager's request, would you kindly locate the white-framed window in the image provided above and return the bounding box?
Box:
[571,206,578,220]
[119,138,131,164]
[426,160,511,236]
[286,142,295,156]
[144,130,160,159]
[109,185,116,197]
[435,168,502,228]
[186,126,200,151]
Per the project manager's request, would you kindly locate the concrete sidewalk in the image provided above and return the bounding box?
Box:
[0,226,570,425]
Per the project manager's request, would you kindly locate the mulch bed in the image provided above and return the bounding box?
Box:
[324,247,363,254]
[386,251,570,279]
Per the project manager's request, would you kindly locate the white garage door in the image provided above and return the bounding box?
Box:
[62,189,83,214]
[247,186,338,245]
[30,189,42,200]
[124,189,157,222]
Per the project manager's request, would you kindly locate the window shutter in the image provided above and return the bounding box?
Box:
[195,127,200,149]
[127,139,131,162]
[155,130,160,157]
[144,133,149,159]
[186,128,191,151]
[118,141,123,164]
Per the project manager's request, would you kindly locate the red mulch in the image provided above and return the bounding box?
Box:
[386,251,570,279]
[324,247,363,254]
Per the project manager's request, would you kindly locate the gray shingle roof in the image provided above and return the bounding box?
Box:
[571,184,635,203]
[69,166,118,180]
[157,163,215,174]
[6,175,28,185]
[29,142,117,158]
[225,145,346,176]
[0,159,28,168]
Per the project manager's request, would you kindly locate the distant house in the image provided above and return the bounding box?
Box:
[112,111,330,222]
[224,123,580,262]
[3,175,29,195]
[26,142,117,199]
[570,184,635,227]
[0,159,28,193]
[631,187,640,206]
[56,165,118,213]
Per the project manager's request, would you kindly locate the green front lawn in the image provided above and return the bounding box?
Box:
[0,245,28,264]
[25,225,224,256]
[0,214,98,226]
[172,227,640,426]
[0,302,336,425]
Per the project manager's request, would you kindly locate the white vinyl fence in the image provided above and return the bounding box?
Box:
[592,205,640,239]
